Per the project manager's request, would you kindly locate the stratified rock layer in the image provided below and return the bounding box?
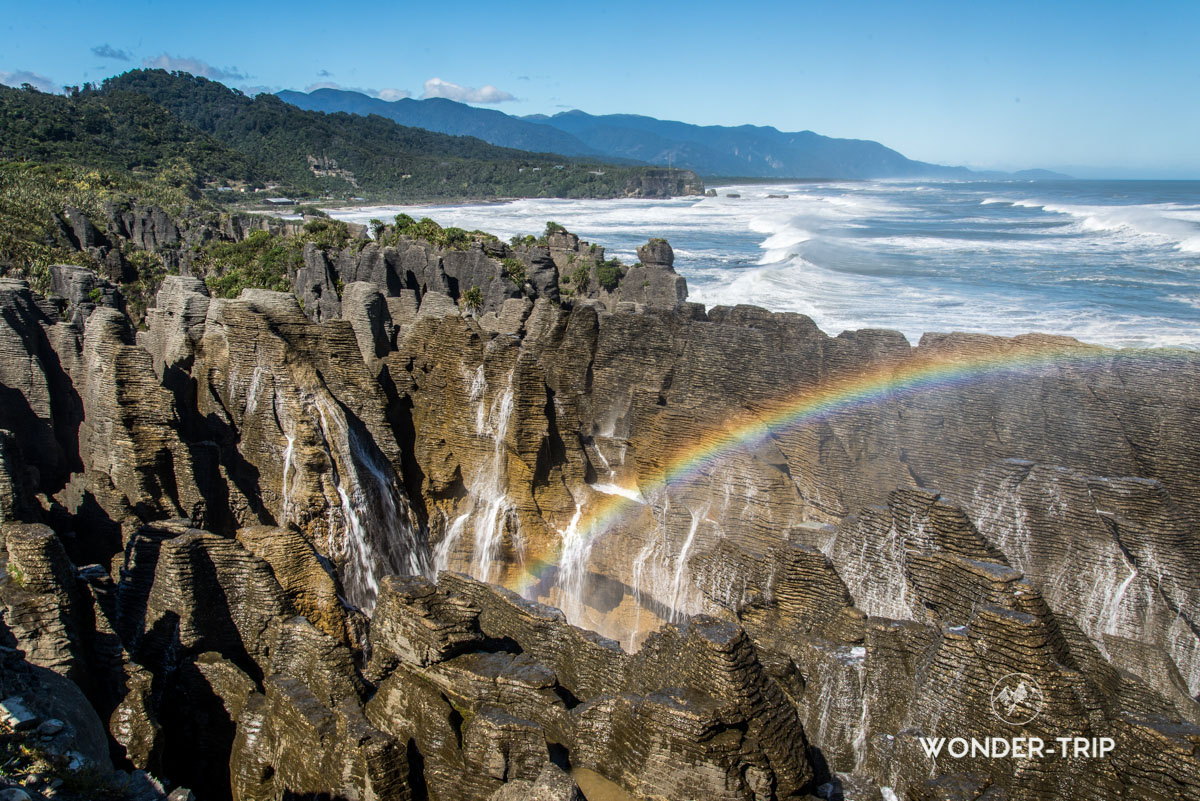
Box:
[0,222,1196,801]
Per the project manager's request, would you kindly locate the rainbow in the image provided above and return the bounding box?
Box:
[508,338,1178,599]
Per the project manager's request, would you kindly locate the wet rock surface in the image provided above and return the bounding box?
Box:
[0,222,1196,799]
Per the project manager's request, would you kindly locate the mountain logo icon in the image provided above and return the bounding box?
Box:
[991,673,1045,725]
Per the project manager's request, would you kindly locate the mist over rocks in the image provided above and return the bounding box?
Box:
[0,215,1196,800]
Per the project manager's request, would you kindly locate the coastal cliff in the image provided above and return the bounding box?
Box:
[0,212,1196,801]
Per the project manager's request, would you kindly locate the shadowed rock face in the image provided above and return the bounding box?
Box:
[0,222,1197,800]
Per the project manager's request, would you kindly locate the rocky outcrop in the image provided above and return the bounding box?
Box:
[621,168,705,198]
[294,242,342,322]
[73,308,214,527]
[611,238,688,308]
[0,221,1198,800]
[362,572,812,801]
[0,279,81,498]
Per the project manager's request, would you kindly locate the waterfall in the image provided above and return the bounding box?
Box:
[434,512,470,573]
[272,389,429,613]
[805,644,869,770]
[590,482,645,503]
[316,395,429,610]
[971,466,1035,572]
[435,367,520,584]
[827,519,915,621]
[554,502,587,622]
[669,504,707,619]
[625,496,713,649]
[280,431,296,523]
[469,370,517,583]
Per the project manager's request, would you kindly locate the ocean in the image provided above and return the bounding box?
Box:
[327,180,1200,349]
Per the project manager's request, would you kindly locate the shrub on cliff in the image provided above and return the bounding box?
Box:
[461,286,483,313]
[596,258,623,291]
[199,229,299,298]
[501,258,527,287]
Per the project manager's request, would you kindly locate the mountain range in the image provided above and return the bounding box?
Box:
[278,87,1066,180]
[0,71,698,202]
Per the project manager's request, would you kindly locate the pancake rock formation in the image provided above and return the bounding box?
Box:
[0,217,1196,801]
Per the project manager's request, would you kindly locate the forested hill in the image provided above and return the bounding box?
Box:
[0,71,702,201]
[0,83,257,184]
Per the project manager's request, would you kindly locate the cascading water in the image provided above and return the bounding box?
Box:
[553,502,587,622]
[669,505,707,616]
[970,466,1200,695]
[434,367,519,583]
[625,495,716,649]
[272,388,429,613]
[280,431,296,523]
[316,395,430,610]
[970,466,1034,572]
[824,516,916,622]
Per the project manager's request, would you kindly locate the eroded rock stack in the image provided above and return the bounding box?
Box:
[0,220,1196,800]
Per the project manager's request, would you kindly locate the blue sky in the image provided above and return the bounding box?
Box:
[2,0,1198,177]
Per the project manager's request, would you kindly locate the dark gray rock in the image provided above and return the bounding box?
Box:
[294,242,342,322]
[341,282,395,365]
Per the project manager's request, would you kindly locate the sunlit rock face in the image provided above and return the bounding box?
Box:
[0,226,1197,800]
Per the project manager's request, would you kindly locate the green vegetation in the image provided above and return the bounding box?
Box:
[501,257,527,287]
[0,161,196,294]
[544,221,566,237]
[382,215,489,251]
[5,562,25,587]
[299,217,353,250]
[0,71,695,203]
[569,263,590,291]
[596,258,623,291]
[197,218,359,299]
[461,286,483,313]
[0,83,255,188]
[121,248,168,321]
[197,229,299,299]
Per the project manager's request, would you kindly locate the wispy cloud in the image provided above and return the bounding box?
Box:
[142,53,249,81]
[240,84,281,97]
[421,77,515,104]
[91,44,131,61]
[318,69,333,78]
[303,81,410,101]
[0,70,59,93]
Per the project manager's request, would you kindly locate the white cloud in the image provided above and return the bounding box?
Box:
[142,53,249,81]
[0,70,59,93]
[421,77,515,104]
[303,81,410,101]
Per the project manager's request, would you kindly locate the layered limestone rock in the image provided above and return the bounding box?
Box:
[0,223,1197,800]
[182,286,428,609]
[364,572,813,801]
